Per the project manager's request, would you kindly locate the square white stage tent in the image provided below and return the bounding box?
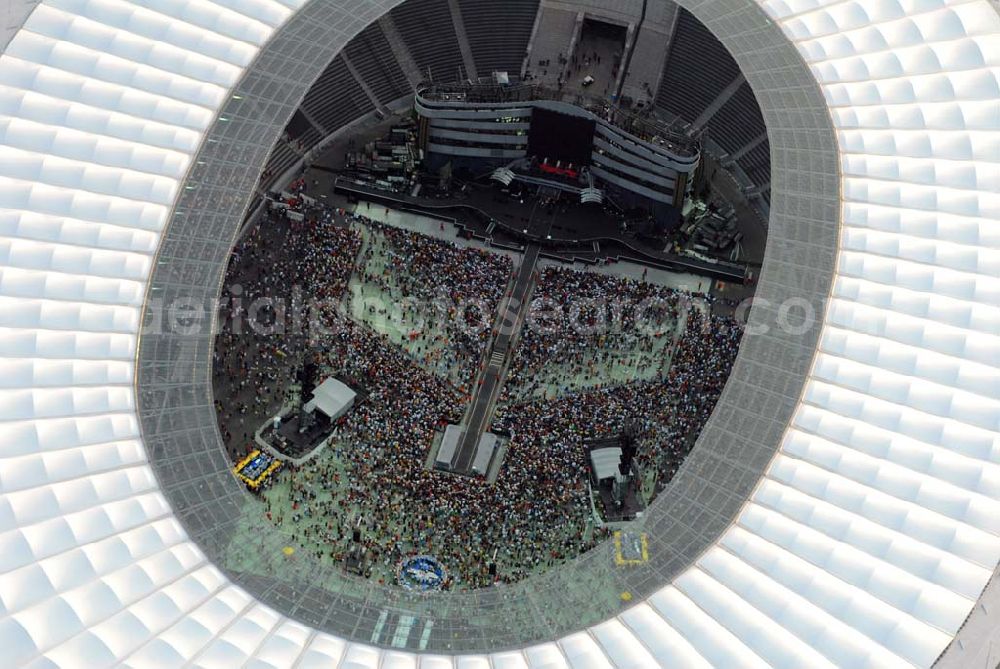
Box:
[304,378,356,421]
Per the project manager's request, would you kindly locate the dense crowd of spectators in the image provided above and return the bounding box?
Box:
[352,219,513,388]
[213,206,360,460]
[262,318,605,589]
[496,303,744,495]
[214,203,745,590]
[502,266,683,402]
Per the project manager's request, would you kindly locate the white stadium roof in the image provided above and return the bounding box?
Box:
[0,0,997,667]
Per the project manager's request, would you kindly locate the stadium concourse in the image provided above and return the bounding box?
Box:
[0,0,997,667]
[213,194,744,590]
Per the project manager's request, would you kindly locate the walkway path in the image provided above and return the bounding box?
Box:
[454,243,540,473]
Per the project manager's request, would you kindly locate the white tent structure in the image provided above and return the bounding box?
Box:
[590,447,625,484]
[303,378,356,420]
[435,424,464,470]
[0,0,997,667]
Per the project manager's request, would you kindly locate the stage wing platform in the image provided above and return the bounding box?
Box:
[435,424,465,470]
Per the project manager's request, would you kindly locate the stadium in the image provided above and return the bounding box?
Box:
[0,0,997,667]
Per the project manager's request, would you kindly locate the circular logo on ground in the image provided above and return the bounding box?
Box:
[397,556,447,592]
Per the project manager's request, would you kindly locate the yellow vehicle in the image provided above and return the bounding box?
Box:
[234,449,282,489]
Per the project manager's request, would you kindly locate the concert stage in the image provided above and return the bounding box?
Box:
[331,178,749,282]
[255,378,359,465]
[595,480,645,523]
[260,410,333,460]
[434,424,506,479]
[587,435,645,523]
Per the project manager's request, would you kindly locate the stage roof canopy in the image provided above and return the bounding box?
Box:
[305,378,356,420]
[590,447,625,483]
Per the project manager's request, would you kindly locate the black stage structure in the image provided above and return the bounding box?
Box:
[331,179,750,283]
[527,108,596,165]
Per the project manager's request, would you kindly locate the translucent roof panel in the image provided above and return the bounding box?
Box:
[0,0,997,667]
